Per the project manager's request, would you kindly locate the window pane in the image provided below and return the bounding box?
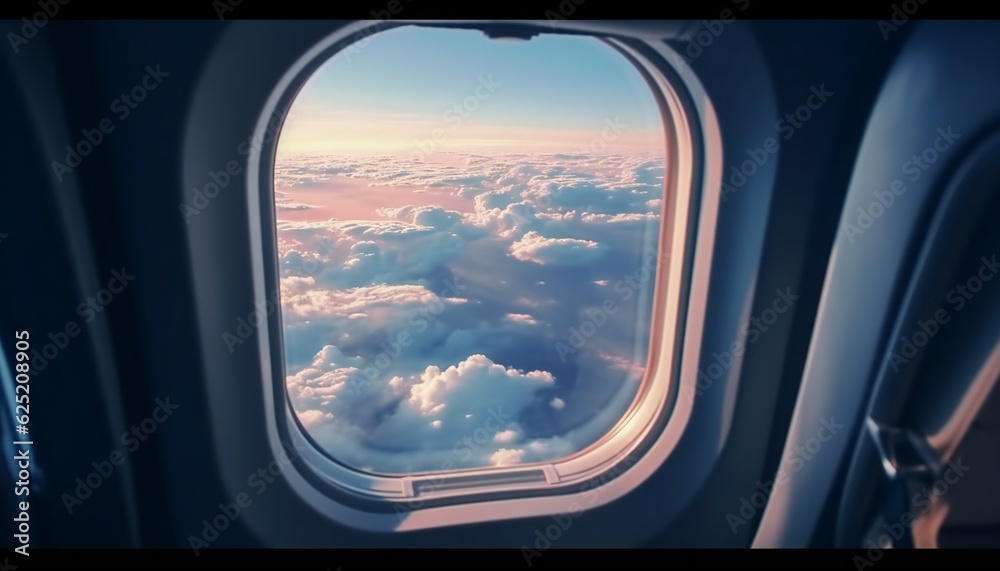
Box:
[276,26,666,474]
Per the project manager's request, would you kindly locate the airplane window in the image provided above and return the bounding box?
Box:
[274,25,668,478]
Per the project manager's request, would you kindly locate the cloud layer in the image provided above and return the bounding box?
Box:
[277,151,664,473]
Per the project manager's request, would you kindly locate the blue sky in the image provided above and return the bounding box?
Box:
[279,25,663,153]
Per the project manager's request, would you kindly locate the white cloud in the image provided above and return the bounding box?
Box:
[521,436,575,462]
[278,210,472,289]
[330,219,433,239]
[297,409,335,428]
[404,354,555,419]
[490,448,525,467]
[580,212,659,224]
[280,280,468,356]
[505,313,538,325]
[287,348,568,472]
[275,201,316,211]
[281,282,448,319]
[286,345,409,427]
[509,231,607,265]
[494,428,522,443]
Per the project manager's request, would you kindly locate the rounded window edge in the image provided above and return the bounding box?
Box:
[245,21,720,532]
